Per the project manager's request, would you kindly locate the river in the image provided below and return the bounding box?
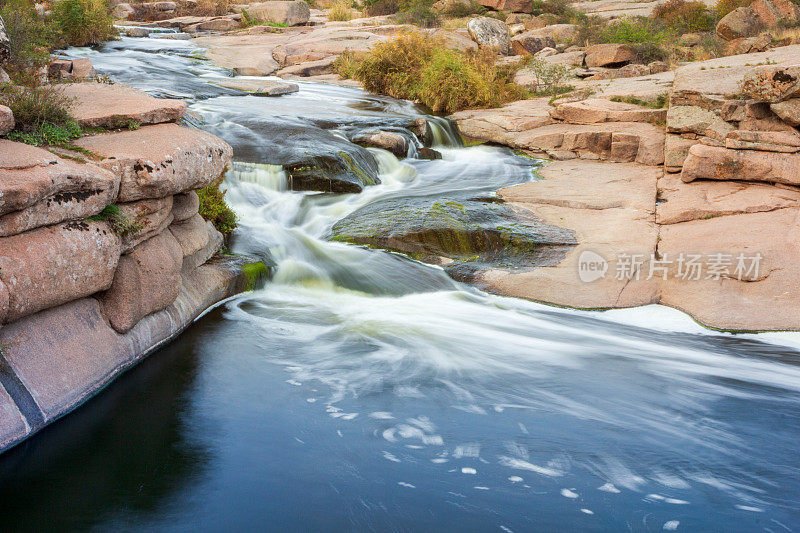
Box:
[0,36,798,532]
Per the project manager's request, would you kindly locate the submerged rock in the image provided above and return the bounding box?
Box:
[330,195,576,279]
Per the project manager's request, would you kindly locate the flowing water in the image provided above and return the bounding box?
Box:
[1,37,799,532]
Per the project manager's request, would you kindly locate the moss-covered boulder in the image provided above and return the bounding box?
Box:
[329,195,576,279]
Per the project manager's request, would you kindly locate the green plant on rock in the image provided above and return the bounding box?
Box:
[395,0,440,28]
[51,0,116,47]
[328,0,354,21]
[87,204,144,236]
[361,0,399,16]
[530,0,585,24]
[599,17,670,44]
[0,0,59,82]
[198,180,238,236]
[525,57,573,96]
[653,0,715,33]
[0,82,76,135]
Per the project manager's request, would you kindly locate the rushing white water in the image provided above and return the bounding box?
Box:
[38,36,800,531]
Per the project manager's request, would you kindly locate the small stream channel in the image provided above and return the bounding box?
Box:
[0,36,798,532]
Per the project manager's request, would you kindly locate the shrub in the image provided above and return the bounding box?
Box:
[572,15,607,46]
[328,0,354,20]
[338,32,523,113]
[599,17,669,44]
[441,0,485,17]
[194,0,232,16]
[240,9,290,26]
[362,0,399,16]
[530,0,585,24]
[714,0,750,17]
[198,180,238,236]
[0,83,74,132]
[653,0,715,33]
[51,0,116,47]
[524,57,573,95]
[0,0,58,81]
[395,0,440,27]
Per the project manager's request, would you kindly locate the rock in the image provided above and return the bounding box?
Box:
[99,230,183,333]
[169,214,222,272]
[725,33,771,55]
[245,1,310,26]
[664,134,697,171]
[0,141,119,236]
[61,83,187,128]
[510,32,556,56]
[188,17,239,32]
[534,47,557,58]
[276,56,337,77]
[658,208,800,331]
[550,98,667,124]
[681,143,800,185]
[509,23,526,36]
[271,27,387,66]
[467,17,512,56]
[0,221,121,323]
[123,26,151,37]
[0,67,9,83]
[432,0,473,13]
[480,160,660,309]
[525,23,577,44]
[450,97,554,145]
[48,58,95,80]
[725,129,800,152]
[666,105,733,137]
[543,50,584,67]
[0,383,26,452]
[330,195,576,274]
[193,34,281,75]
[172,191,200,222]
[716,7,762,41]
[117,196,175,252]
[479,0,533,11]
[74,124,233,202]
[739,101,796,132]
[0,14,9,64]
[215,78,299,96]
[506,13,531,24]
[770,98,800,126]
[657,172,800,224]
[741,66,800,103]
[750,0,800,27]
[112,2,135,19]
[584,43,635,67]
[647,61,669,74]
[352,130,409,158]
[0,104,13,136]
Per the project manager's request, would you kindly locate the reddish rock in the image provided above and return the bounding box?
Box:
[117,196,175,252]
[510,32,556,56]
[584,43,635,67]
[99,230,183,333]
[681,143,800,185]
[245,1,310,26]
[467,17,512,56]
[0,221,121,322]
[550,98,666,124]
[716,7,763,41]
[74,124,232,202]
[741,66,800,103]
[0,141,119,237]
[62,83,187,128]
[172,191,200,222]
[770,98,800,126]
[750,0,800,28]
[0,104,13,136]
[170,214,223,272]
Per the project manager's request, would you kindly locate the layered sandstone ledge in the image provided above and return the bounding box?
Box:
[0,83,250,453]
[452,46,800,332]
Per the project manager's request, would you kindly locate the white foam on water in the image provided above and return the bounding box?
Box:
[474,486,490,490]
[735,505,764,512]
[561,489,579,499]
[369,412,395,420]
[663,520,680,530]
[382,452,401,463]
[498,457,563,477]
[461,468,477,475]
[580,509,594,515]
[453,444,481,459]
[508,476,523,483]
[598,483,621,494]
[398,482,415,488]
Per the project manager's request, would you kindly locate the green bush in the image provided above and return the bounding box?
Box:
[337,33,523,114]
[51,0,116,47]
[328,0,354,20]
[441,0,485,17]
[362,0,399,16]
[530,0,585,24]
[653,0,715,33]
[395,0,439,27]
[599,17,669,44]
[525,57,573,96]
[0,0,58,82]
[0,83,74,132]
[198,180,238,236]
[713,0,750,17]
[87,205,144,236]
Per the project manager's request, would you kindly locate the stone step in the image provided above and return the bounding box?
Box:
[62,82,187,129]
[550,98,667,125]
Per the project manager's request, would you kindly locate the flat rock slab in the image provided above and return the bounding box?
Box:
[62,82,186,128]
[572,71,675,101]
[481,160,661,309]
[550,98,667,124]
[450,97,554,144]
[681,143,800,186]
[0,384,27,452]
[214,78,299,96]
[194,33,287,76]
[0,140,119,237]
[659,208,800,331]
[74,124,233,202]
[657,173,800,224]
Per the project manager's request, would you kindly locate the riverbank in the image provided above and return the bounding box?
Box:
[0,78,255,452]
